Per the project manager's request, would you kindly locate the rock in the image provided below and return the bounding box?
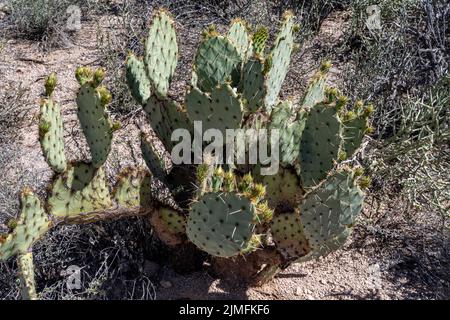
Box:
[160,280,172,289]
[295,287,302,296]
[319,279,327,285]
[143,260,159,277]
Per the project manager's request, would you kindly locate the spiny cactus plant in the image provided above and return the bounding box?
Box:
[0,8,373,299]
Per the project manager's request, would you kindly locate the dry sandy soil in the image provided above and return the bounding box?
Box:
[0,8,448,300]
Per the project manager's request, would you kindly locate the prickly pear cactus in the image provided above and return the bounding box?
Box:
[39,73,67,173]
[187,192,257,257]
[48,162,112,218]
[194,35,242,92]
[76,67,115,168]
[2,9,374,299]
[113,168,153,208]
[149,207,186,246]
[299,99,342,188]
[144,9,178,97]
[271,212,310,259]
[0,189,50,261]
[17,252,37,300]
[186,84,244,134]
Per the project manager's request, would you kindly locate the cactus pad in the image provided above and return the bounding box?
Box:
[141,133,167,181]
[264,12,295,111]
[149,207,186,246]
[144,94,191,151]
[126,54,151,105]
[301,72,327,108]
[295,228,351,263]
[240,57,266,112]
[187,192,256,257]
[113,168,153,208]
[299,102,342,187]
[257,168,302,208]
[0,190,50,261]
[48,162,112,218]
[227,19,252,60]
[17,252,37,300]
[39,98,67,173]
[76,83,114,168]
[299,170,364,253]
[271,212,310,259]
[194,35,241,92]
[342,106,370,158]
[270,101,307,166]
[186,84,243,135]
[144,9,178,97]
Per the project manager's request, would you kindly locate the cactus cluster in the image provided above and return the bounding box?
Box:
[0,8,373,299]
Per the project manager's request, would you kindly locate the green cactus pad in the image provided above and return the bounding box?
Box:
[301,72,327,108]
[299,170,364,253]
[269,101,308,166]
[76,83,114,168]
[17,252,37,300]
[342,112,369,158]
[149,207,186,246]
[144,9,178,97]
[141,133,167,180]
[257,168,302,208]
[240,57,266,112]
[187,192,256,257]
[113,168,153,208]
[299,102,342,187]
[0,190,50,261]
[252,26,269,56]
[39,98,67,173]
[126,54,151,105]
[186,84,244,135]
[271,212,310,259]
[48,162,112,218]
[227,19,252,60]
[264,12,295,111]
[295,228,350,263]
[194,35,242,92]
[144,94,191,152]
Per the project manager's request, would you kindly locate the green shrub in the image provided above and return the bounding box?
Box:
[5,0,106,46]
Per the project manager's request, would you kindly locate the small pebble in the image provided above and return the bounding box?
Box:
[160,280,172,289]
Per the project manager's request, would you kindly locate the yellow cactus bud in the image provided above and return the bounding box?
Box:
[93,68,106,87]
[250,183,266,202]
[214,166,224,177]
[320,60,332,73]
[44,73,57,96]
[365,126,375,134]
[354,167,364,177]
[75,66,93,85]
[355,100,364,110]
[196,163,210,183]
[337,95,349,109]
[343,111,357,122]
[256,201,273,223]
[6,218,18,230]
[97,86,112,106]
[363,104,375,117]
[358,176,371,189]
[338,150,347,161]
[111,121,121,132]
